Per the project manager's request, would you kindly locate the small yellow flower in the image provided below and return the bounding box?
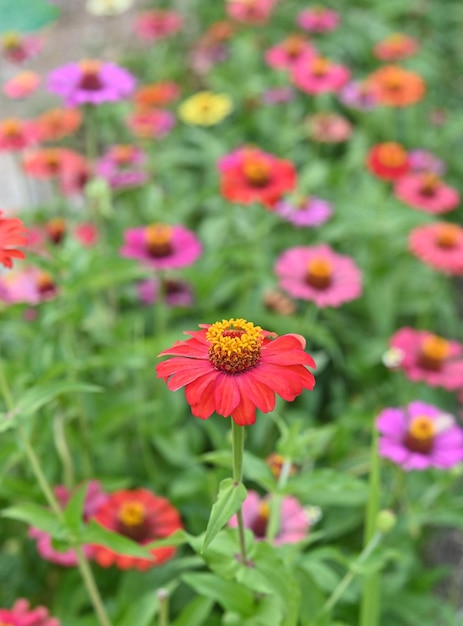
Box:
[178,91,233,126]
[86,0,133,16]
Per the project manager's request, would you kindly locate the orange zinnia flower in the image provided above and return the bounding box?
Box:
[367,65,425,107]
[156,318,316,426]
[133,81,180,110]
[0,211,28,268]
[36,107,82,141]
[367,142,410,180]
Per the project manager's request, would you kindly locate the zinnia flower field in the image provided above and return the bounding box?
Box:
[1,1,463,624]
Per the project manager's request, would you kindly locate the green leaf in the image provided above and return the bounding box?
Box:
[144,529,190,550]
[16,381,102,417]
[81,520,153,559]
[63,483,88,532]
[2,502,62,537]
[181,572,254,615]
[171,596,214,626]
[202,478,247,552]
[0,0,59,33]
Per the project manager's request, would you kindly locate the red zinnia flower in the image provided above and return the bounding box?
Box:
[367,142,410,180]
[0,211,28,268]
[23,148,87,181]
[218,147,297,209]
[156,318,316,426]
[91,488,182,571]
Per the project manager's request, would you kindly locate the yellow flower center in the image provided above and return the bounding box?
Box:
[251,501,271,538]
[2,119,21,138]
[242,154,271,187]
[144,224,173,258]
[112,145,135,164]
[45,218,66,244]
[78,59,103,91]
[36,271,55,295]
[118,501,146,527]
[306,258,333,289]
[420,173,440,196]
[382,69,404,91]
[436,223,461,249]
[283,35,305,58]
[2,32,21,49]
[311,57,332,77]
[404,416,435,454]
[44,149,61,172]
[418,335,450,370]
[206,318,264,374]
[377,142,407,168]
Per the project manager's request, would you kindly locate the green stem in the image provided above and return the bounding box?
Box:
[157,588,169,626]
[53,412,75,489]
[231,420,247,565]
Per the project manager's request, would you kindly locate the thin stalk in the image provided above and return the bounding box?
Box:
[53,412,75,489]
[231,420,247,564]
[157,588,169,626]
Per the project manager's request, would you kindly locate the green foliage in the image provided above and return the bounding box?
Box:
[0,0,59,33]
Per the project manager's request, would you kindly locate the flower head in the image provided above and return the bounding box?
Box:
[409,222,463,275]
[138,277,194,308]
[127,109,175,139]
[134,81,180,110]
[178,91,233,126]
[0,211,27,268]
[297,6,340,32]
[226,0,277,24]
[96,144,147,189]
[156,318,316,426]
[265,35,316,71]
[0,118,39,151]
[339,80,380,110]
[293,56,350,95]
[389,327,463,390]
[0,599,59,626]
[23,148,87,181]
[275,195,332,227]
[408,149,445,175]
[0,267,57,304]
[47,60,136,106]
[275,244,362,308]
[367,65,425,107]
[374,33,419,61]
[35,108,82,142]
[3,71,41,99]
[86,0,133,16]
[1,32,42,63]
[377,401,463,471]
[394,173,459,214]
[135,10,183,41]
[90,488,182,570]
[228,490,310,544]
[305,112,352,143]
[120,223,202,270]
[366,142,410,180]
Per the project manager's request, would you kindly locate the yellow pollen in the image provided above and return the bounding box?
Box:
[206,318,264,374]
[242,155,271,186]
[258,501,270,519]
[36,271,54,292]
[44,149,61,170]
[383,70,404,90]
[419,334,450,370]
[306,257,333,289]
[283,35,305,57]
[2,32,20,48]
[79,59,102,74]
[144,223,173,257]
[2,119,21,137]
[408,416,435,441]
[112,145,135,163]
[311,57,331,76]
[436,223,461,249]
[377,142,407,167]
[118,501,146,527]
[420,173,440,195]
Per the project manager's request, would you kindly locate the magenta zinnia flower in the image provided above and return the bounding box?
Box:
[275,196,332,227]
[47,60,136,106]
[394,173,459,214]
[377,401,463,471]
[297,7,340,32]
[265,35,316,71]
[138,277,194,307]
[409,222,463,275]
[292,56,350,95]
[389,327,463,390]
[96,144,147,189]
[0,600,59,626]
[156,318,316,426]
[120,223,202,270]
[275,244,362,307]
[228,490,310,544]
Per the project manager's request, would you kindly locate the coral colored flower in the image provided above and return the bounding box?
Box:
[179,91,233,126]
[0,267,57,305]
[377,401,463,471]
[0,599,59,626]
[1,32,42,63]
[47,60,136,106]
[228,490,310,544]
[96,144,147,189]
[138,277,193,308]
[23,148,87,181]
[135,10,183,41]
[275,195,332,227]
[293,56,350,95]
[297,6,339,32]
[265,35,316,71]
[91,488,183,570]
[408,149,445,175]
[305,112,352,143]
[134,82,180,110]
[29,481,108,567]
[156,318,316,426]
[226,0,277,24]
[127,109,175,139]
[339,80,380,110]
[409,222,463,275]
[35,108,82,142]
[86,0,133,16]
[3,71,40,99]
[367,65,425,107]
[275,244,362,308]
[374,33,419,61]
[120,223,202,270]
[394,173,459,214]
[59,162,91,197]
[74,222,99,247]
[0,118,39,151]
[218,146,297,208]
[0,211,27,268]
[367,142,410,180]
[389,327,463,390]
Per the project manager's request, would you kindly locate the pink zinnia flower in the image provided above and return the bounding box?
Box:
[389,327,463,390]
[275,244,362,307]
[373,33,419,62]
[29,481,108,567]
[305,112,353,143]
[228,490,310,544]
[0,118,39,152]
[96,144,147,189]
[120,223,202,270]
[292,56,350,95]
[0,267,57,305]
[394,173,459,214]
[138,277,194,307]
[0,599,59,626]
[47,60,136,107]
[1,32,42,63]
[265,35,316,71]
[226,0,278,25]
[339,80,380,110]
[127,109,175,139]
[377,401,463,471]
[297,7,340,33]
[409,222,463,275]
[261,86,295,105]
[3,71,41,99]
[74,222,99,247]
[135,9,183,41]
[275,196,332,227]
[408,149,445,176]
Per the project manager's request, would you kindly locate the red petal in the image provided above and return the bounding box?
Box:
[250,363,304,401]
[165,362,214,391]
[231,394,257,426]
[213,374,241,417]
[185,369,220,404]
[236,373,276,413]
[263,348,316,368]
[190,379,217,419]
[285,364,316,390]
[158,338,209,358]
